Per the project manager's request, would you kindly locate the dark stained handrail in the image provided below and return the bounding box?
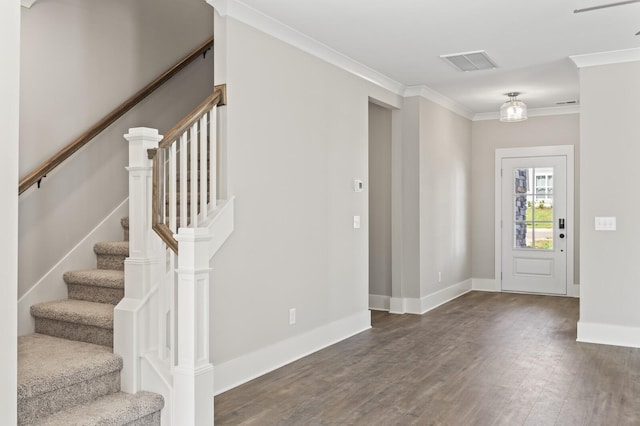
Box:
[19,37,214,195]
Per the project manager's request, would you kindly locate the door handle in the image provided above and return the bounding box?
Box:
[559,218,565,229]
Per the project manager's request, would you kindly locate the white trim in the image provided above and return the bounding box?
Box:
[389,297,405,314]
[203,197,235,257]
[389,280,472,315]
[473,105,580,121]
[577,321,640,348]
[20,0,37,8]
[18,199,128,336]
[214,310,370,395]
[369,294,390,311]
[416,279,472,314]
[570,47,640,68]
[404,85,474,120]
[207,0,404,96]
[569,283,580,298]
[207,0,482,119]
[494,146,575,297]
[472,278,498,292]
[139,354,173,425]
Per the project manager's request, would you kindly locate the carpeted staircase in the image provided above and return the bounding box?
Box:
[18,217,164,425]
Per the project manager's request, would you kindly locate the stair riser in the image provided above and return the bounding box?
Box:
[67,284,124,305]
[129,411,162,426]
[18,371,120,425]
[97,254,126,271]
[35,318,113,347]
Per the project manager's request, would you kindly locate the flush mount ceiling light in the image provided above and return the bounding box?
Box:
[500,92,528,122]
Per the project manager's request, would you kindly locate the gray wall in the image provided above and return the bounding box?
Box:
[471,114,580,282]
[417,98,472,295]
[398,96,472,301]
[19,0,214,298]
[579,60,640,328]
[210,18,401,364]
[400,97,422,298]
[368,103,392,298]
[0,0,20,420]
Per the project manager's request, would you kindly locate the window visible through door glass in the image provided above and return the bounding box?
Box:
[513,167,554,250]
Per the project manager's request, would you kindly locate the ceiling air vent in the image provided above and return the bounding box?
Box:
[555,100,579,105]
[440,50,497,72]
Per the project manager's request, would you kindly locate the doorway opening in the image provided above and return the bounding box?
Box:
[368,102,392,311]
[495,146,575,296]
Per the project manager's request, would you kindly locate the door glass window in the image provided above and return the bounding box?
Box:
[513,167,554,249]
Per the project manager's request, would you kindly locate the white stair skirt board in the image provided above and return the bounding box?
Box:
[18,199,128,336]
[389,279,472,315]
[369,294,390,311]
[577,321,640,349]
[214,310,371,395]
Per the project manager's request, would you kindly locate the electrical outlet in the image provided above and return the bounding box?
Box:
[289,308,296,325]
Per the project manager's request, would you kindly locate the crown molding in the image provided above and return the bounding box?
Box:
[570,47,640,68]
[472,105,580,121]
[21,0,37,8]
[207,0,405,96]
[404,86,475,120]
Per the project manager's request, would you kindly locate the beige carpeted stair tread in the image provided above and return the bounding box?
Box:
[18,334,121,400]
[64,269,124,289]
[32,391,164,426]
[31,300,114,329]
[94,241,129,256]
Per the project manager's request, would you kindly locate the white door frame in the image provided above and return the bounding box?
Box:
[494,145,575,296]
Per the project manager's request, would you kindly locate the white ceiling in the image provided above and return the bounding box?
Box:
[233,0,640,114]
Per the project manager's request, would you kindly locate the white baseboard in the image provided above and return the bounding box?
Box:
[18,199,129,336]
[569,284,580,298]
[214,310,371,395]
[390,279,472,315]
[577,321,640,348]
[471,278,580,298]
[369,294,390,311]
[472,278,498,292]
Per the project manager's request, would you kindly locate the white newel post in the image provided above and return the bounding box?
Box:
[115,127,163,394]
[174,227,214,425]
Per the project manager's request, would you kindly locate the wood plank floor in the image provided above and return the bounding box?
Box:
[214,291,640,425]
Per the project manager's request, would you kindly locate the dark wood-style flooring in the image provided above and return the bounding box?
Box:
[214,292,640,425]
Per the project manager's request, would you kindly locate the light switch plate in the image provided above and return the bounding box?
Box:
[353,215,361,229]
[595,216,616,231]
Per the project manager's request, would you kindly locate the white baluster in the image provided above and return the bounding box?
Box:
[180,133,188,228]
[199,115,208,220]
[210,106,218,206]
[169,144,177,233]
[190,123,198,226]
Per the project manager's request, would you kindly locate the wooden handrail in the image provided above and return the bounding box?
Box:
[19,37,214,195]
[157,85,226,151]
[149,84,226,254]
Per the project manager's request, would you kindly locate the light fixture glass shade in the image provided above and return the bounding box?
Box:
[499,93,528,122]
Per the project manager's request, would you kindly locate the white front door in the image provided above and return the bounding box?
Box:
[501,155,567,295]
